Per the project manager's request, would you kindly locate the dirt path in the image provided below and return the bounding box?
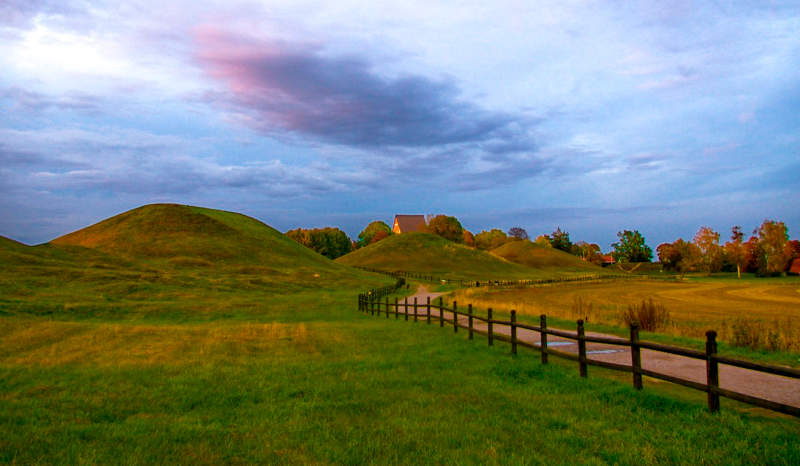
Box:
[408,288,800,410]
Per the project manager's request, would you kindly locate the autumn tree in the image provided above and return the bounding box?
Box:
[462,230,476,247]
[475,229,508,250]
[693,226,723,274]
[757,220,789,275]
[507,227,529,241]
[549,227,572,252]
[356,221,392,248]
[724,226,745,278]
[534,235,552,247]
[611,229,653,263]
[427,215,464,243]
[573,241,603,264]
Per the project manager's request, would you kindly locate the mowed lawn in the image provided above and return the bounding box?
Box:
[452,275,800,357]
[2,291,800,464]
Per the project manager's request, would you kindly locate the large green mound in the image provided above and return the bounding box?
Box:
[336,232,557,280]
[50,204,334,268]
[490,240,603,273]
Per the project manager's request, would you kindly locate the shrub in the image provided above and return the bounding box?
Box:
[621,298,670,331]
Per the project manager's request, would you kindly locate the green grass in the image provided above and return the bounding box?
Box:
[490,240,605,274]
[336,233,597,280]
[1,206,799,463]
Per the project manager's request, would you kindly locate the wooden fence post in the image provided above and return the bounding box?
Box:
[370,296,375,316]
[630,323,642,390]
[468,304,474,340]
[439,297,444,327]
[395,297,399,319]
[706,330,720,413]
[426,296,431,324]
[511,310,517,355]
[404,297,409,321]
[540,314,548,365]
[385,297,389,318]
[414,297,418,323]
[578,320,587,377]
[453,301,458,333]
[488,308,493,346]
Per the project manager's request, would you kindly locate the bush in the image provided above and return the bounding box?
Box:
[621,298,670,331]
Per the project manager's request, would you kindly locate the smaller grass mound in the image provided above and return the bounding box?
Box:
[337,233,564,280]
[490,240,604,274]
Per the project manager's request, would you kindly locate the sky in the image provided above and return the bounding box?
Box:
[1,0,799,249]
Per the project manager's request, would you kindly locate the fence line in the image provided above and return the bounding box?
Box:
[357,292,800,418]
[353,266,678,289]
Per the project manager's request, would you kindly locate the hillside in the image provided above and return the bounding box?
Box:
[50,204,339,270]
[336,232,575,280]
[490,240,604,274]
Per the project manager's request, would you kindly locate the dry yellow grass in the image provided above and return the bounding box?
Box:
[451,278,800,351]
[0,319,327,367]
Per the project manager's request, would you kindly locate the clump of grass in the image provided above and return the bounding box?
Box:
[719,317,799,352]
[570,295,593,322]
[622,298,670,331]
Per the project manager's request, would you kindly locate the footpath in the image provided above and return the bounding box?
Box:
[407,285,800,410]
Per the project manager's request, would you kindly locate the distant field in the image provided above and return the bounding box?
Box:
[451,275,800,354]
[2,206,799,463]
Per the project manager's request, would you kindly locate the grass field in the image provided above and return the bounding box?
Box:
[336,232,603,280]
[450,274,800,359]
[2,205,799,463]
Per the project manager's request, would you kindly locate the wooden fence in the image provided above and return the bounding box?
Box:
[353,266,677,288]
[357,293,800,418]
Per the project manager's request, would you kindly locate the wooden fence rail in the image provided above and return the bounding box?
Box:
[357,292,800,418]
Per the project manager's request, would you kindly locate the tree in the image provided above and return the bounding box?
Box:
[286,227,352,259]
[672,239,701,277]
[573,241,602,264]
[507,227,528,241]
[549,227,572,252]
[757,220,789,275]
[475,229,508,250]
[356,221,391,248]
[656,242,679,269]
[462,230,475,247]
[724,226,745,278]
[693,226,723,275]
[534,235,552,247]
[611,229,653,263]
[427,215,464,243]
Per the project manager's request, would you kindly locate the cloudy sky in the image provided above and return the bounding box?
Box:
[2,1,798,248]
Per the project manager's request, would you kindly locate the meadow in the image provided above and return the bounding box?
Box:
[1,205,799,463]
[450,275,800,359]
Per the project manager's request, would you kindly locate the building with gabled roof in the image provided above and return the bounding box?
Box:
[392,215,426,234]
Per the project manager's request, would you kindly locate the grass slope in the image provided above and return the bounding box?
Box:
[51,204,335,269]
[336,232,553,280]
[491,240,604,273]
[1,204,392,321]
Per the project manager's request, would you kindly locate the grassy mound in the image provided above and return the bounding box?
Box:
[51,204,333,269]
[490,240,603,274]
[336,232,563,280]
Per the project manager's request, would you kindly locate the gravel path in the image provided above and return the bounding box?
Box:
[403,286,800,410]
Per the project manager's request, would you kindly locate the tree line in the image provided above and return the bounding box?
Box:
[285,215,799,276]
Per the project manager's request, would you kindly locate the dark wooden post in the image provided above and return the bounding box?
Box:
[426,296,431,324]
[395,297,399,319]
[439,297,444,327]
[706,330,720,413]
[414,297,418,323]
[630,323,642,390]
[370,295,375,316]
[468,304,474,340]
[385,297,389,318]
[578,320,587,377]
[404,297,409,321]
[487,308,493,346]
[540,314,548,365]
[453,301,458,333]
[511,310,517,355]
